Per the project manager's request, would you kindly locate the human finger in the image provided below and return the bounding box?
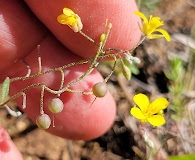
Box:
[0,124,23,160]
[25,0,141,58]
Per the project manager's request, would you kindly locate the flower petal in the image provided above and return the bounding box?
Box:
[155,29,171,41]
[147,34,166,39]
[130,106,146,120]
[149,97,169,114]
[57,8,83,32]
[149,17,163,28]
[133,93,149,112]
[134,11,148,24]
[57,14,69,24]
[63,8,75,16]
[147,115,166,126]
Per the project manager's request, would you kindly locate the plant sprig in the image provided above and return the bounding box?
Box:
[0,8,170,131]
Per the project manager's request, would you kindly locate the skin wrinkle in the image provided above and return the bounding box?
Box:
[0,0,47,72]
[0,19,17,71]
[1,39,16,47]
[0,18,15,47]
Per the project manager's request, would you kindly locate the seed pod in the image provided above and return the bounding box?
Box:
[108,23,112,29]
[92,82,108,98]
[48,98,64,113]
[122,64,131,80]
[100,33,106,42]
[36,114,51,130]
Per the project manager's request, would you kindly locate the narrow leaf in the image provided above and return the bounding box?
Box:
[1,77,10,102]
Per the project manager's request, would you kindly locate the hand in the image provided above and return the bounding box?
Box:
[0,0,141,141]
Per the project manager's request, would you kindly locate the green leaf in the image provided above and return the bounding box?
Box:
[130,64,140,75]
[1,77,10,102]
[168,154,195,160]
[123,58,140,75]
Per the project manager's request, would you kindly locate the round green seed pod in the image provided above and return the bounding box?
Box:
[36,114,51,130]
[92,82,108,98]
[48,98,64,113]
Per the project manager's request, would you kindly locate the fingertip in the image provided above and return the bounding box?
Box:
[26,0,141,58]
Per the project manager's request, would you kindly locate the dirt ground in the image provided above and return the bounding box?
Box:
[1,1,195,160]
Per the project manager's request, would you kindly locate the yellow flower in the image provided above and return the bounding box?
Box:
[135,11,171,41]
[57,8,83,32]
[130,93,169,126]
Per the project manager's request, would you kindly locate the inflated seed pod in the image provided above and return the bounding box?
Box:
[36,114,51,130]
[48,98,64,113]
[122,64,131,80]
[92,82,108,97]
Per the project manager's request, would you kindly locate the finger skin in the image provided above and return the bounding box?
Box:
[0,125,23,160]
[25,0,141,58]
[0,0,46,72]
[0,0,140,140]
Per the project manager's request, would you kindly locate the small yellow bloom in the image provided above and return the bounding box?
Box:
[130,93,169,126]
[135,11,171,41]
[57,8,83,32]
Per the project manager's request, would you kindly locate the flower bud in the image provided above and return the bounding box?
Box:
[108,23,112,29]
[125,53,133,64]
[48,98,64,113]
[100,33,106,42]
[57,8,83,32]
[36,114,51,130]
[133,57,141,64]
[92,82,108,98]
